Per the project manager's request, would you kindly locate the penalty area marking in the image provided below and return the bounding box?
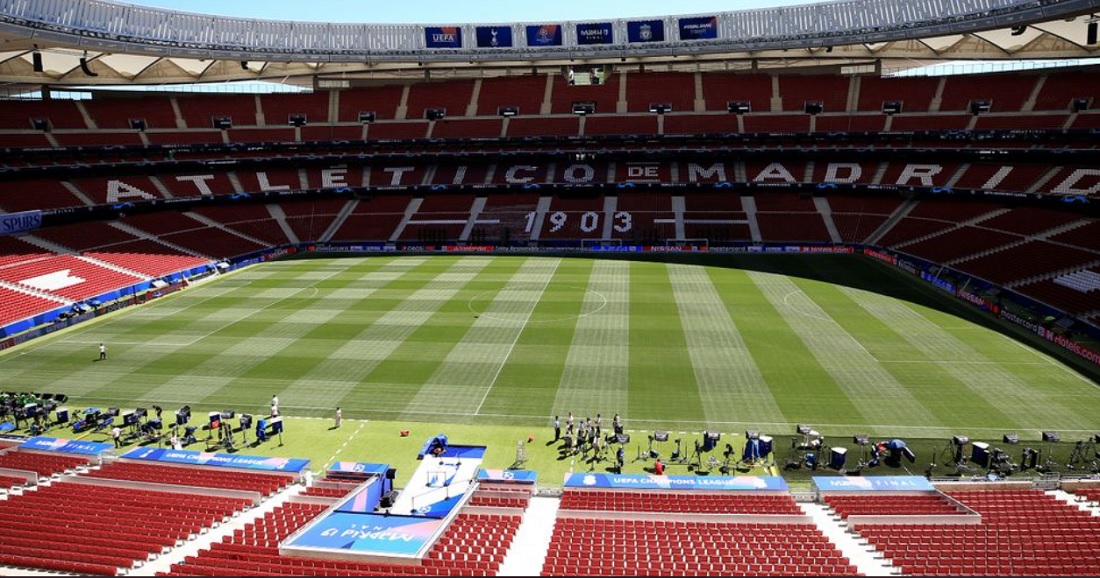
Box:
[467,284,608,324]
[782,289,880,362]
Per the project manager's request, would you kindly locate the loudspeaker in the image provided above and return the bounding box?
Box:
[759,435,773,458]
[653,430,669,442]
[882,101,903,115]
[240,60,249,70]
[1010,25,1027,36]
[969,100,991,115]
[358,111,376,123]
[1073,98,1090,112]
[830,447,847,469]
[1088,21,1098,46]
[106,407,120,417]
[129,118,147,131]
[498,106,519,117]
[1003,433,1020,445]
[220,410,235,419]
[239,414,253,429]
[804,101,823,115]
[648,103,672,114]
[212,116,232,130]
[288,114,307,127]
[32,51,43,73]
[386,468,397,480]
[56,408,69,424]
[727,101,751,114]
[425,108,446,120]
[31,118,50,132]
[1041,431,1060,442]
[571,102,595,115]
[135,407,147,418]
[953,435,969,446]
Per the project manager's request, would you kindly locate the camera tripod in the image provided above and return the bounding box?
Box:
[1066,440,1099,472]
[668,438,689,465]
[932,440,974,476]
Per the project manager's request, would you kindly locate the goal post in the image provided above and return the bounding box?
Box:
[581,238,623,249]
[666,238,710,249]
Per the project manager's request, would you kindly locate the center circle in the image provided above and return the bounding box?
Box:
[467,284,609,324]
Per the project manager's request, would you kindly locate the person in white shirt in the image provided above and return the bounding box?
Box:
[111,426,122,448]
[99,343,107,361]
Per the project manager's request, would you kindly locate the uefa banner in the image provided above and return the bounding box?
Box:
[679,16,719,40]
[329,461,389,476]
[576,22,613,45]
[425,26,462,48]
[122,447,310,473]
[627,20,665,43]
[0,210,42,236]
[813,476,934,492]
[20,436,113,456]
[477,468,538,484]
[475,26,513,48]
[564,473,788,491]
[526,24,563,47]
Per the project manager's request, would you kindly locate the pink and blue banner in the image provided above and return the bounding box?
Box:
[20,436,112,456]
[122,447,309,473]
[564,473,788,491]
[329,462,389,476]
[285,512,444,555]
[813,476,935,492]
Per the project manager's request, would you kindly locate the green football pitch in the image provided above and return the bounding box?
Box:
[4,253,1098,445]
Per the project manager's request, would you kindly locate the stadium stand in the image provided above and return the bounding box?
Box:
[542,518,859,576]
[0,178,85,212]
[0,286,64,326]
[177,94,258,129]
[624,72,696,114]
[853,489,1100,576]
[0,481,251,576]
[559,489,803,514]
[0,255,145,301]
[84,461,294,496]
[163,504,522,577]
[0,450,88,478]
[477,75,548,117]
[824,494,963,518]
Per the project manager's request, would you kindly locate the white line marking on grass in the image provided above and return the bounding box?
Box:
[467,285,609,324]
[998,331,1100,389]
[323,421,366,470]
[474,259,561,415]
[62,396,1100,435]
[782,289,880,362]
[173,281,326,348]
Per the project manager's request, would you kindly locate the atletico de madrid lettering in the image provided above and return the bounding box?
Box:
[87,163,1100,204]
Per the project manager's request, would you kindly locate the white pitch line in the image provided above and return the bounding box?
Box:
[781,288,880,362]
[59,397,1100,434]
[998,330,1100,390]
[323,421,366,470]
[473,258,562,415]
[172,285,323,348]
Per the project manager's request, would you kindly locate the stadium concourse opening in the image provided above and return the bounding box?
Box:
[4,0,1100,574]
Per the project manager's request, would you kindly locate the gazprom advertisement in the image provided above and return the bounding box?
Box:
[576,22,613,45]
[20,436,113,456]
[0,210,43,236]
[627,20,665,43]
[813,476,935,492]
[526,24,563,47]
[564,473,788,491]
[475,26,513,48]
[287,513,445,555]
[679,16,719,40]
[122,447,309,473]
[425,26,462,48]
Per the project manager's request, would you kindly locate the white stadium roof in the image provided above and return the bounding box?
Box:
[0,0,1097,86]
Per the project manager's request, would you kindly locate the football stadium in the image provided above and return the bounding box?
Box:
[1,0,1100,575]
